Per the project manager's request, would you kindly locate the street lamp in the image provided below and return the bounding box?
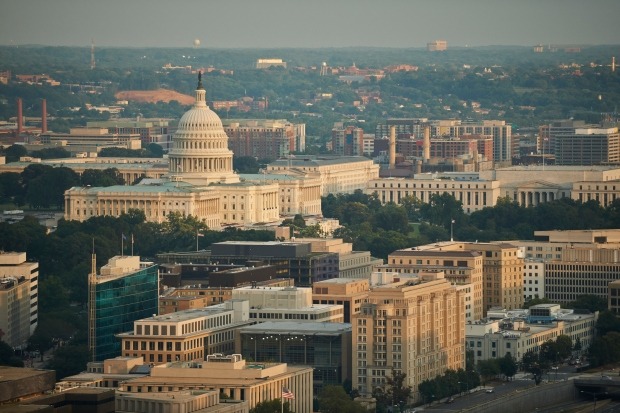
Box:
[450,219,455,242]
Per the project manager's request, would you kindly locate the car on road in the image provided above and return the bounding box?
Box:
[486,388,494,393]
[445,397,455,403]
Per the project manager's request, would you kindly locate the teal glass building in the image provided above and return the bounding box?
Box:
[89,256,158,362]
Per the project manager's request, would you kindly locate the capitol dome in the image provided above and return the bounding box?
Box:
[167,73,239,185]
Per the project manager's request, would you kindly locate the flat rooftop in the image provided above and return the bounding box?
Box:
[238,321,351,334]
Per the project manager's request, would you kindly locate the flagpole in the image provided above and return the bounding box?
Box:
[131,234,134,256]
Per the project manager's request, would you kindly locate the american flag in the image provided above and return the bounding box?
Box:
[282,386,295,400]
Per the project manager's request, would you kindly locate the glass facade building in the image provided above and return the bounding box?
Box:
[91,257,158,362]
[239,321,351,394]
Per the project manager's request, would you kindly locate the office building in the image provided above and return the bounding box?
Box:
[116,390,248,413]
[481,165,620,207]
[232,286,345,323]
[222,119,303,159]
[266,155,380,195]
[352,272,465,401]
[555,127,620,165]
[609,280,620,315]
[238,321,351,395]
[466,306,596,364]
[509,230,620,304]
[0,251,38,347]
[375,118,428,140]
[332,124,364,156]
[292,237,381,280]
[313,278,370,323]
[382,246,483,321]
[363,165,620,212]
[538,119,588,155]
[0,367,55,404]
[88,118,174,149]
[117,300,252,364]
[0,156,169,185]
[158,262,284,289]
[30,127,142,155]
[427,40,447,51]
[367,176,501,213]
[88,255,158,362]
[256,59,287,69]
[209,241,339,286]
[119,353,313,412]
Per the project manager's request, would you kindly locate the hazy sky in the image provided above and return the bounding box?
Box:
[1,0,619,48]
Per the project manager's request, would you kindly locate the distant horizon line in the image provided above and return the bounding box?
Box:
[1,43,619,50]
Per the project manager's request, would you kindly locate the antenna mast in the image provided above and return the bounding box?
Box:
[88,242,97,362]
[90,39,96,70]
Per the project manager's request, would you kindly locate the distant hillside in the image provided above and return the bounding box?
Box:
[115,89,193,105]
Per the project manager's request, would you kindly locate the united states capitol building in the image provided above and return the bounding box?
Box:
[62,75,378,228]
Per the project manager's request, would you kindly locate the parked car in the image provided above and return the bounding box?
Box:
[486,388,494,393]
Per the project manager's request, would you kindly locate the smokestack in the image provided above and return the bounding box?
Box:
[17,98,23,135]
[423,125,431,162]
[389,125,396,169]
[41,99,47,134]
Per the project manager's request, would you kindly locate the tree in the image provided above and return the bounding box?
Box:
[521,349,549,385]
[145,143,165,158]
[81,168,125,187]
[249,399,293,413]
[595,310,620,337]
[522,297,552,308]
[318,385,366,413]
[4,145,28,162]
[0,340,24,367]
[373,203,409,233]
[498,354,518,380]
[372,371,412,412]
[565,295,607,312]
[476,359,499,384]
[555,335,573,360]
[419,193,464,228]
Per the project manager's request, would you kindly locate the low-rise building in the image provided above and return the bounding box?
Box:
[117,300,253,365]
[466,306,597,364]
[119,353,313,412]
[232,286,344,323]
[238,321,351,394]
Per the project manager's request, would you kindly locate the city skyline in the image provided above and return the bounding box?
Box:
[1,0,619,49]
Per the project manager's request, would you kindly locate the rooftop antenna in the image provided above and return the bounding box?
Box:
[90,39,96,70]
[88,238,97,362]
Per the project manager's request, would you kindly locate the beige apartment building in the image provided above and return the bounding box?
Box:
[313,278,370,323]
[386,242,524,318]
[382,248,483,322]
[0,252,38,347]
[352,273,465,401]
[119,353,313,413]
[465,242,524,313]
[117,300,253,365]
